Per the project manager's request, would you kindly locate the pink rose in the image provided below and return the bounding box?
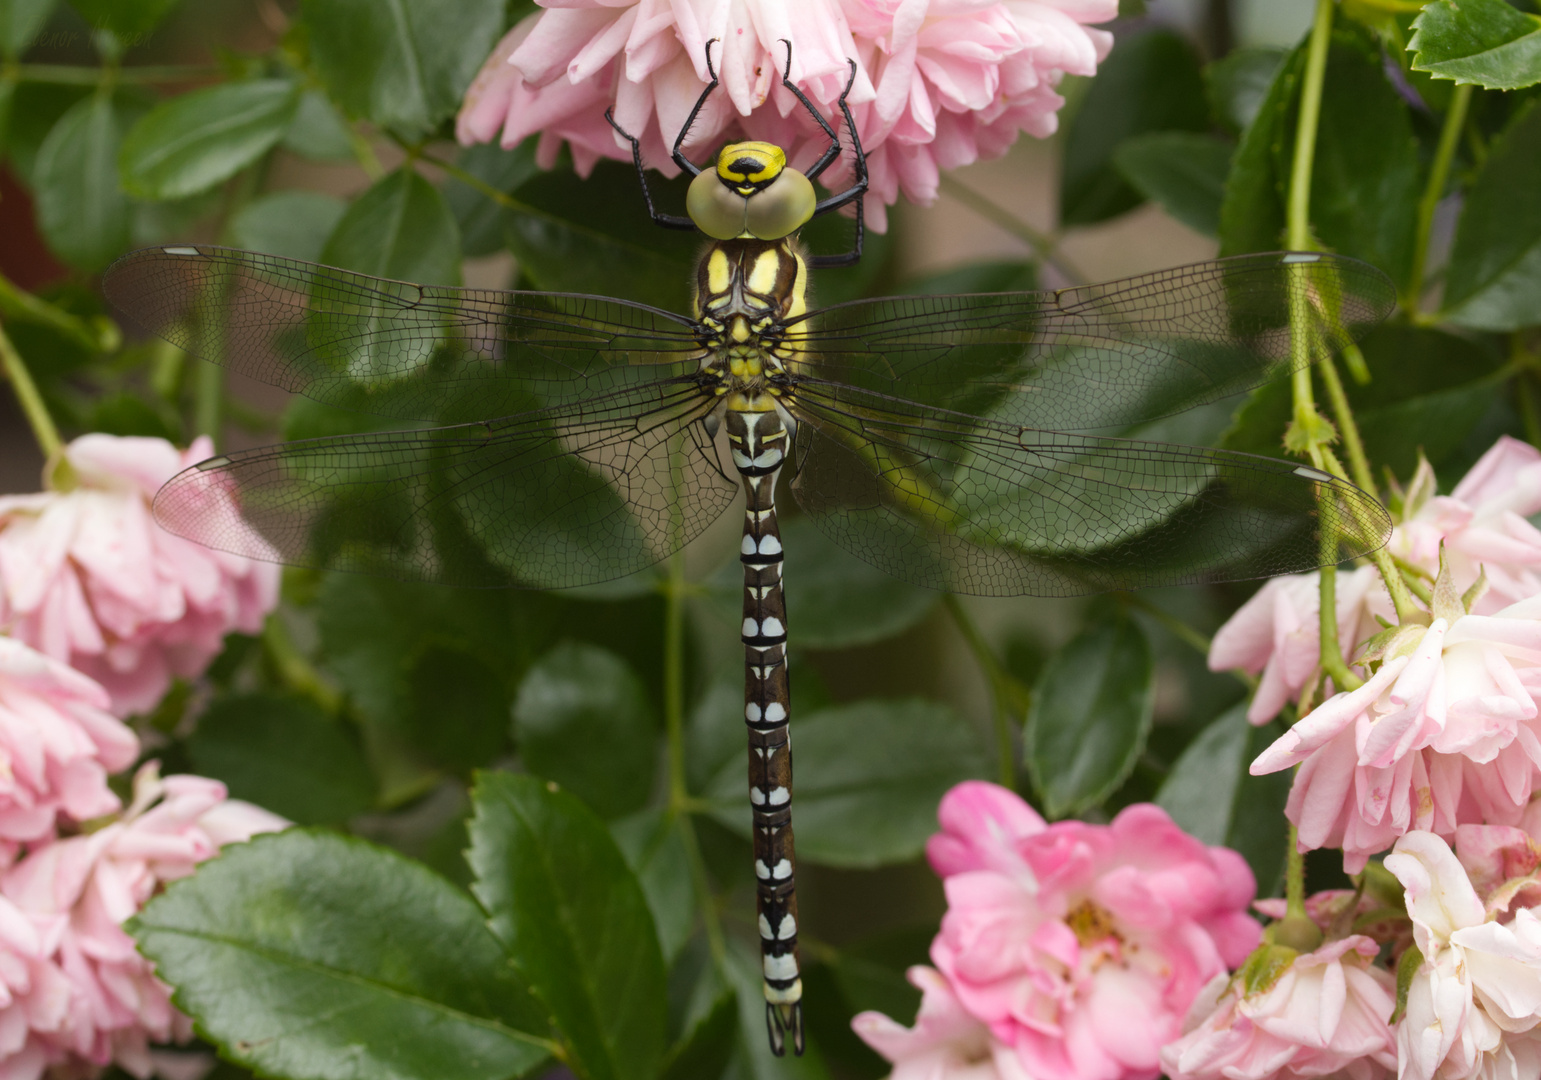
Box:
[925,787,1260,1080]
[0,764,286,1077]
[1252,595,1541,873]
[0,435,280,717]
[456,0,1115,232]
[1386,831,1541,1080]
[852,965,1032,1080]
[0,639,137,848]
[1159,936,1397,1080]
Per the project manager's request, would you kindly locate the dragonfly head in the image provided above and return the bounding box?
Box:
[687,141,816,242]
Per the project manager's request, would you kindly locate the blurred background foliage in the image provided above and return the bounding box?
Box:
[1,1,1539,1078]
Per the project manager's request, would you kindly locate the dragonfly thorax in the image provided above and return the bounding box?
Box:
[695,238,808,397]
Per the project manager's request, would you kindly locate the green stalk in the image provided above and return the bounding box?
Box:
[1285,0,1335,443]
[1317,356,1373,494]
[1406,83,1472,317]
[0,320,62,460]
[660,547,728,967]
[938,175,1087,284]
[0,272,119,353]
[1316,565,1364,692]
[943,594,1020,789]
[194,359,224,448]
[1286,821,1306,917]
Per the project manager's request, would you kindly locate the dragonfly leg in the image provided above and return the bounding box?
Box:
[605,109,697,230]
[729,402,804,1056]
[669,38,720,176]
[774,42,868,268]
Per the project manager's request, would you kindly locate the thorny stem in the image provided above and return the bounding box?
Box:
[1407,83,1472,318]
[1316,565,1364,693]
[1318,445,1423,624]
[943,594,1021,790]
[1317,357,1373,495]
[661,550,728,968]
[0,320,62,460]
[938,175,1087,285]
[1285,0,1334,442]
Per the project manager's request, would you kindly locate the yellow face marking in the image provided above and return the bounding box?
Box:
[716,141,786,189]
[707,249,733,296]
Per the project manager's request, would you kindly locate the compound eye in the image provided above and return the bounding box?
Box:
[687,170,748,240]
[746,168,815,240]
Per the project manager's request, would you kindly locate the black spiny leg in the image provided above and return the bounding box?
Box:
[605,108,696,230]
[607,38,725,231]
[775,42,869,269]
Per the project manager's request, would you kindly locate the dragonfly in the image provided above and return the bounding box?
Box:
[102,42,1395,1059]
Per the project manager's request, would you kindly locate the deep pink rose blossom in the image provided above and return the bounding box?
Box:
[456,0,1116,232]
[0,764,286,1078]
[924,784,1260,1080]
[852,965,1032,1080]
[0,639,137,848]
[1251,595,1541,873]
[0,435,280,717]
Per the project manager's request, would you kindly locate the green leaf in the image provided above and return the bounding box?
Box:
[320,165,462,284]
[131,830,552,1080]
[1060,29,1208,226]
[187,692,376,825]
[611,808,696,964]
[704,699,990,867]
[34,93,130,271]
[119,80,300,200]
[1025,609,1154,819]
[903,260,1038,294]
[658,979,737,1080]
[407,645,511,772]
[512,642,656,819]
[1410,0,1541,91]
[1443,99,1541,330]
[67,0,178,36]
[1112,131,1231,237]
[504,161,700,310]
[1220,30,1420,279]
[301,0,503,140]
[1,82,88,184]
[469,772,667,1080]
[1157,703,1292,895]
[227,190,347,262]
[1224,325,1505,480]
[1309,32,1421,283]
[1205,46,1287,134]
[449,141,540,257]
[1,0,53,55]
[703,517,937,650]
[281,88,355,161]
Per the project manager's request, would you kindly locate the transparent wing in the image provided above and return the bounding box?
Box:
[102,245,706,423]
[154,381,736,588]
[786,383,1392,597]
[789,252,1396,431]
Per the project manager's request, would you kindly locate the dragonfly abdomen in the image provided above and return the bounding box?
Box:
[727,400,803,1056]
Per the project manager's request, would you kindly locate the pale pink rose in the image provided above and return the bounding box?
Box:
[1209,567,1389,724]
[0,895,72,1080]
[0,434,280,717]
[927,789,1260,1080]
[1251,595,1541,873]
[852,965,1033,1080]
[0,639,137,848]
[1395,438,1541,614]
[926,779,1048,878]
[1159,936,1397,1080]
[456,0,1115,232]
[0,764,286,1077]
[1386,831,1541,1080]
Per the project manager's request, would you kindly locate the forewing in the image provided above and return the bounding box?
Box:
[788,252,1396,431]
[102,245,705,423]
[787,385,1392,597]
[153,381,736,588]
